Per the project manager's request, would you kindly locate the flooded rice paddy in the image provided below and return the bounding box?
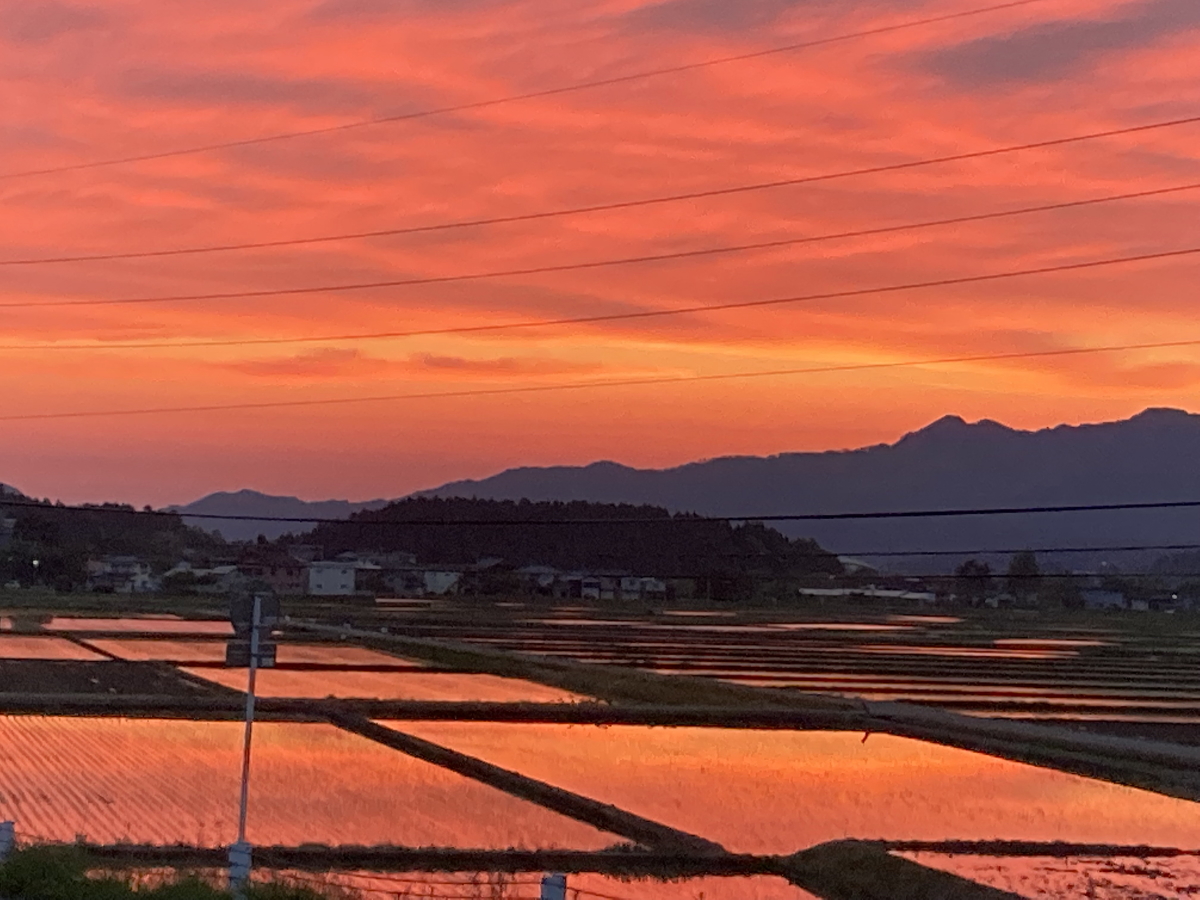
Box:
[376,607,1200,721]
[392,724,1200,853]
[0,635,105,660]
[0,717,615,848]
[6,610,1200,897]
[45,617,233,634]
[91,639,420,667]
[183,668,587,702]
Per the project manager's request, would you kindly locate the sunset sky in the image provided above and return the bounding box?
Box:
[2,0,1199,506]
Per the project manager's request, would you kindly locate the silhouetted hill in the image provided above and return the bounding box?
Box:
[168,490,388,541]
[305,496,841,597]
[421,408,1200,571]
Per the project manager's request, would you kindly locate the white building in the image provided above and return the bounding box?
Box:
[620,576,668,600]
[423,569,462,595]
[308,560,358,596]
[87,556,157,593]
[798,586,936,603]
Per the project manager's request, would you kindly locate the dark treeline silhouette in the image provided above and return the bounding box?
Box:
[297,497,843,580]
[0,499,224,590]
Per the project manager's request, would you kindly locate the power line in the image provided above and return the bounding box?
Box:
[0,0,1048,181]
[4,181,1197,296]
[4,336,1200,421]
[6,495,1200,524]
[6,115,1199,277]
[6,178,1197,274]
[5,493,1196,556]
[835,543,1200,558]
[6,244,1200,349]
[842,572,1200,579]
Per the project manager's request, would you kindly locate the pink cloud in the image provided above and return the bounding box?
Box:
[1,0,1199,499]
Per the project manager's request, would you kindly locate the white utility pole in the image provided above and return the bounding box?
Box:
[229,594,262,893]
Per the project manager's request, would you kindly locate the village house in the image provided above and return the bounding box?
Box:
[86,556,157,593]
[161,561,242,594]
[545,570,667,601]
[237,549,307,596]
[798,586,937,604]
[307,559,360,596]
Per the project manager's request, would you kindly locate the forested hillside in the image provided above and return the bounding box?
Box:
[301,496,842,580]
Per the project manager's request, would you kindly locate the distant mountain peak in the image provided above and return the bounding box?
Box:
[895,413,1014,447]
[928,414,969,428]
[168,490,388,541]
[1129,407,1194,423]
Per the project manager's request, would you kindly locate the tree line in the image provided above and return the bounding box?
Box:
[294,496,844,599]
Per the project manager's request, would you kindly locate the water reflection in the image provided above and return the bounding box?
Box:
[855,644,1076,660]
[394,724,1200,853]
[46,618,232,634]
[184,669,586,702]
[0,717,614,848]
[0,636,104,660]
[92,640,420,667]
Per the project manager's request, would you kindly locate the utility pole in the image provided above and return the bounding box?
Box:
[0,821,14,862]
[229,593,265,894]
[540,874,566,900]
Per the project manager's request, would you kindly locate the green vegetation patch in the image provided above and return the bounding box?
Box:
[0,847,325,900]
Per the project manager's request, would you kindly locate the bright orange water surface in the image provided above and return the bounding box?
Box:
[0,717,614,848]
[524,621,909,633]
[46,618,233,634]
[392,724,1200,853]
[91,640,421,667]
[183,669,586,702]
[855,644,1076,660]
[993,638,1109,648]
[0,636,104,660]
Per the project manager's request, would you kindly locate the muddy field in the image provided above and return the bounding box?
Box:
[0,659,228,697]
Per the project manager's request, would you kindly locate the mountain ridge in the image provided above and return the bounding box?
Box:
[167,489,388,541]
[161,408,1200,563]
[417,407,1200,569]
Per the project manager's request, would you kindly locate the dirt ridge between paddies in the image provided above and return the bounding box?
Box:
[63,839,1025,899]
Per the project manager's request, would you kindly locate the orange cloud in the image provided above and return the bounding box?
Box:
[1,0,1199,503]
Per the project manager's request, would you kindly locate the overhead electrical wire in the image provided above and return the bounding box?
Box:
[3,182,1197,295]
[5,115,1199,272]
[880,572,1200,578]
[6,495,1200,524]
[4,336,1200,421]
[6,244,1200,349]
[788,543,1200,558]
[0,0,1048,181]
